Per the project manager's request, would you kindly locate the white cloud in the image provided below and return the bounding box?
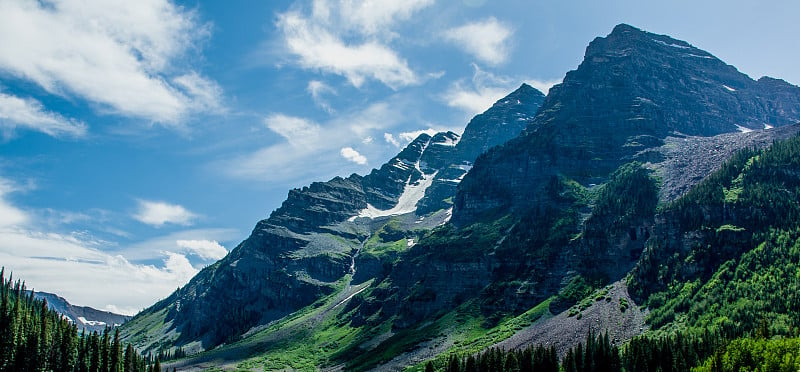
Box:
[0,176,235,315]
[0,90,86,138]
[278,12,416,88]
[340,147,367,164]
[0,0,220,125]
[442,64,515,114]
[0,229,198,315]
[334,0,435,36]
[220,101,405,184]
[524,79,561,95]
[307,80,336,113]
[133,200,197,227]
[384,133,400,147]
[275,0,432,89]
[443,17,513,65]
[176,239,228,261]
[265,113,321,147]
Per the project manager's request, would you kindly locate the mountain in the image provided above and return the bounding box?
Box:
[121,84,546,353]
[454,23,800,225]
[124,24,800,371]
[31,291,130,333]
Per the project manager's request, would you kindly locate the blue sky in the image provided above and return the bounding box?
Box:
[0,0,798,315]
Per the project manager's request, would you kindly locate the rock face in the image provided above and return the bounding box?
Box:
[453,24,800,226]
[31,291,130,333]
[348,23,800,333]
[123,84,545,350]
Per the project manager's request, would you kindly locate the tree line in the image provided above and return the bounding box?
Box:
[0,269,163,372]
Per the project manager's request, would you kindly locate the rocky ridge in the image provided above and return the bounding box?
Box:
[122,84,545,352]
[453,23,800,225]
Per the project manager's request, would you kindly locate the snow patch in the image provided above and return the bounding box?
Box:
[652,39,691,49]
[77,317,107,327]
[686,53,713,59]
[443,208,453,223]
[722,85,736,92]
[764,123,774,129]
[735,124,753,133]
[407,239,415,247]
[357,171,438,218]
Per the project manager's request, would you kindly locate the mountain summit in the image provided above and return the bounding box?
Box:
[453,23,800,225]
[123,24,800,370]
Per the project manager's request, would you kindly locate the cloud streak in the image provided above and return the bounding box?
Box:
[0,90,86,139]
[0,0,221,125]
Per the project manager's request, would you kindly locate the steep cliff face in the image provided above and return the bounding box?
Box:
[453,24,800,226]
[351,24,800,333]
[122,85,545,351]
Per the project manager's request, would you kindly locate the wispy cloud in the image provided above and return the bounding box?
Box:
[0,177,28,228]
[0,90,86,139]
[0,230,199,315]
[443,17,513,65]
[442,64,515,114]
[0,179,211,315]
[399,128,439,142]
[265,113,321,146]
[0,0,221,125]
[384,133,400,147]
[275,0,432,89]
[524,79,561,95]
[218,101,405,184]
[340,147,367,164]
[133,200,197,227]
[307,80,337,113]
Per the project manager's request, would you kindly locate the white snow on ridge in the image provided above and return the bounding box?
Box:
[652,39,691,49]
[722,85,736,92]
[764,123,774,129]
[77,317,107,326]
[356,171,438,219]
[735,124,753,133]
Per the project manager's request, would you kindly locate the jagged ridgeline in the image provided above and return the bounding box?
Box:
[122,24,800,371]
[121,84,545,353]
[0,269,158,371]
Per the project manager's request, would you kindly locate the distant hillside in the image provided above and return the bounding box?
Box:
[31,291,130,333]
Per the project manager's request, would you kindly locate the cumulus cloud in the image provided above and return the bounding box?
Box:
[0,90,87,138]
[0,0,221,125]
[340,147,367,164]
[176,239,228,261]
[442,64,515,114]
[443,17,513,65]
[133,200,197,227]
[275,0,432,88]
